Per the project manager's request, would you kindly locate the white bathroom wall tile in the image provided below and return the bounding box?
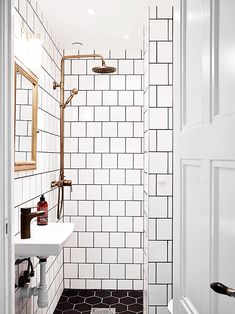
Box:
[65,106,79,121]
[118,122,133,138]
[102,280,117,289]
[71,154,86,168]
[95,138,110,153]
[126,107,142,121]
[157,219,172,240]
[79,75,94,90]
[126,170,141,184]
[149,241,167,262]
[71,216,86,232]
[118,248,133,263]
[149,153,168,173]
[149,108,168,129]
[126,233,141,248]
[119,60,134,74]
[126,264,141,279]
[102,185,117,200]
[72,60,86,75]
[95,76,110,90]
[110,233,125,247]
[134,122,144,138]
[156,263,172,284]
[126,75,142,90]
[134,217,144,232]
[111,75,125,90]
[79,201,94,216]
[126,138,142,153]
[102,153,118,168]
[119,91,133,106]
[110,169,125,184]
[110,107,125,121]
[79,232,93,247]
[118,280,133,290]
[157,175,172,196]
[157,86,172,107]
[149,285,167,306]
[86,217,101,232]
[150,20,168,41]
[94,201,109,216]
[64,75,79,90]
[103,122,118,137]
[71,122,86,137]
[71,279,86,289]
[118,154,133,169]
[87,153,102,169]
[79,264,94,278]
[103,91,118,106]
[71,248,86,263]
[126,201,141,217]
[150,64,168,85]
[87,122,102,137]
[118,217,132,232]
[134,249,143,264]
[157,130,172,151]
[102,248,118,263]
[95,264,109,279]
[64,263,78,279]
[110,201,125,216]
[110,264,125,279]
[94,232,109,247]
[95,107,110,121]
[94,169,109,184]
[64,138,78,152]
[87,248,102,263]
[149,197,168,218]
[110,138,125,153]
[79,107,94,121]
[118,186,132,201]
[157,42,172,63]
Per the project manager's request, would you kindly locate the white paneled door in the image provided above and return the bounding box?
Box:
[174,0,235,313]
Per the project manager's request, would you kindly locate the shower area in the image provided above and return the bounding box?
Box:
[13,1,173,314]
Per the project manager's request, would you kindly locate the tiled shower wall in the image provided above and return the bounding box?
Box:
[14,0,63,313]
[144,6,173,314]
[63,50,144,290]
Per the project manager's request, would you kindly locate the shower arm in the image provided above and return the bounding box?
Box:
[52,53,107,220]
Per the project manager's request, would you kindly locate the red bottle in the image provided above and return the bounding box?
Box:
[37,194,48,225]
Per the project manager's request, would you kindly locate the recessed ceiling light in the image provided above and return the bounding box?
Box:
[123,34,130,39]
[88,9,97,15]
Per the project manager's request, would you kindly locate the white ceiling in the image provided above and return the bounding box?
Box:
[37,0,172,51]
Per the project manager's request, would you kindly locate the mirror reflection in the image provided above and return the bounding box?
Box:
[14,62,38,171]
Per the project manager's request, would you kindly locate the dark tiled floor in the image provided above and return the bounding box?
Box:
[54,289,143,314]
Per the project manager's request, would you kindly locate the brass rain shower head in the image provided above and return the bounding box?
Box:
[92,65,116,74]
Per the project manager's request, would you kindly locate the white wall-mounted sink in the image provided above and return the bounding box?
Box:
[15,223,74,258]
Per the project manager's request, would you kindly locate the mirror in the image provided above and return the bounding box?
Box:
[14,61,38,171]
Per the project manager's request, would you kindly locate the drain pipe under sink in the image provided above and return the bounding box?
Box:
[20,258,48,308]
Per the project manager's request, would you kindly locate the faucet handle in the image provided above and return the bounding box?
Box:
[21,207,37,214]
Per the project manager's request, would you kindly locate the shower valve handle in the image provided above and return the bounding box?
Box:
[210,282,235,298]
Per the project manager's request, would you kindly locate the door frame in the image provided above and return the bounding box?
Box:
[173,0,181,312]
[0,0,15,313]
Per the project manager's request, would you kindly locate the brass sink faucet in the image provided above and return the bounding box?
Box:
[21,207,45,239]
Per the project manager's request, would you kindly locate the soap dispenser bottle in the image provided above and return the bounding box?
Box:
[37,194,48,225]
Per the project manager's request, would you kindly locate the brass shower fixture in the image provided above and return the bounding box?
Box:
[52,53,117,220]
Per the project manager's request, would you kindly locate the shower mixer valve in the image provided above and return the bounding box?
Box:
[51,179,72,191]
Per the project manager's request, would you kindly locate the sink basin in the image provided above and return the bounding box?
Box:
[15,223,74,258]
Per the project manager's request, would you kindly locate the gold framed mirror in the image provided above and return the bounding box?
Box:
[14,61,38,171]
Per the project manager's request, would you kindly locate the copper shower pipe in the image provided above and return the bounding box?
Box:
[52,54,108,220]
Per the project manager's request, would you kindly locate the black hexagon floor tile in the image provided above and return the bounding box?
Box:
[54,289,143,314]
